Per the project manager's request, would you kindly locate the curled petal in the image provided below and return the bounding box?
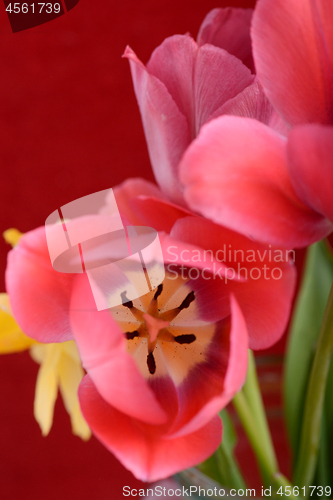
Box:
[124,46,190,204]
[180,116,332,248]
[252,0,333,125]
[197,7,254,71]
[287,124,333,223]
[79,375,222,482]
[146,35,198,132]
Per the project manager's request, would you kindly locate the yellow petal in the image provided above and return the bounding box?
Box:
[0,293,36,353]
[32,344,61,436]
[58,342,91,441]
[3,228,23,247]
[60,338,82,364]
[31,341,91,440]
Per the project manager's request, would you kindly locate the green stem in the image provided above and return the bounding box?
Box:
[233,391,277,479]
[215,444,247,491]
[243,350,278,474]
[233,353,294,496]
[293,280,333,493]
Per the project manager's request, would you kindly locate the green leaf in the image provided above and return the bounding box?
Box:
[215,409,247,490]
[197,453,221,484]
[314,411,330,489]
[198,409,246,489]
[219,408,237,452]
[284,241,333,463]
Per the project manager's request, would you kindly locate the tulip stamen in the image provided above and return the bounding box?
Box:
[178,291,195,310]
[121,291,133,308]
[174,334,196,344]
[147,351,156,374]
[125,330,140,340]
[160,291,195,322]
[147,284,163,316]
[121,290,144,322]
[154,284,163,300]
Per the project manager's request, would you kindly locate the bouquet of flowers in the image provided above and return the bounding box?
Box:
[1,0,332,498]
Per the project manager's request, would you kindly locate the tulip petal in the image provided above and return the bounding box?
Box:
[287,124,333,223]
[127,196,192,232]
[212,80,273,123]
[159,232,232,279]
[212,80,290,136]
[106,177,192,231]
[70,274,167,425]
[180,116,332,248]
[168,315,231,433]
[170,294,248,438]
[5,226,74,343]
[79,375,222,482]
[31,343,61,436]
[197,7,254,71]
[252,0,333,125]
[168,216,297,349]
[146,35,198,133]
[124,46,190,204]
[146,36,253,133]
[228,263,296,350]
[194,45,254,134]
[58,343,91,440]
[101,178,168,226]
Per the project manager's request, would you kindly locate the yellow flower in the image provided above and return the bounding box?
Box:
[0,293,91,441]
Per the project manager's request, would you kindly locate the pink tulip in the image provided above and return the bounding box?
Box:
[6,178,296,480]
[252,0,333,127]
[177,0,333,248]
[252,0,333,226]
[124,8,288,206]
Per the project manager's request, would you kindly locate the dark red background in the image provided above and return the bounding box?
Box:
[0,1,294,498]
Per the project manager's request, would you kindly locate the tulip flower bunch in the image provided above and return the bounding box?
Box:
[1,0,333,497]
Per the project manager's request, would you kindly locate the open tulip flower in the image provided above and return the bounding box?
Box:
[5,178,296,481]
